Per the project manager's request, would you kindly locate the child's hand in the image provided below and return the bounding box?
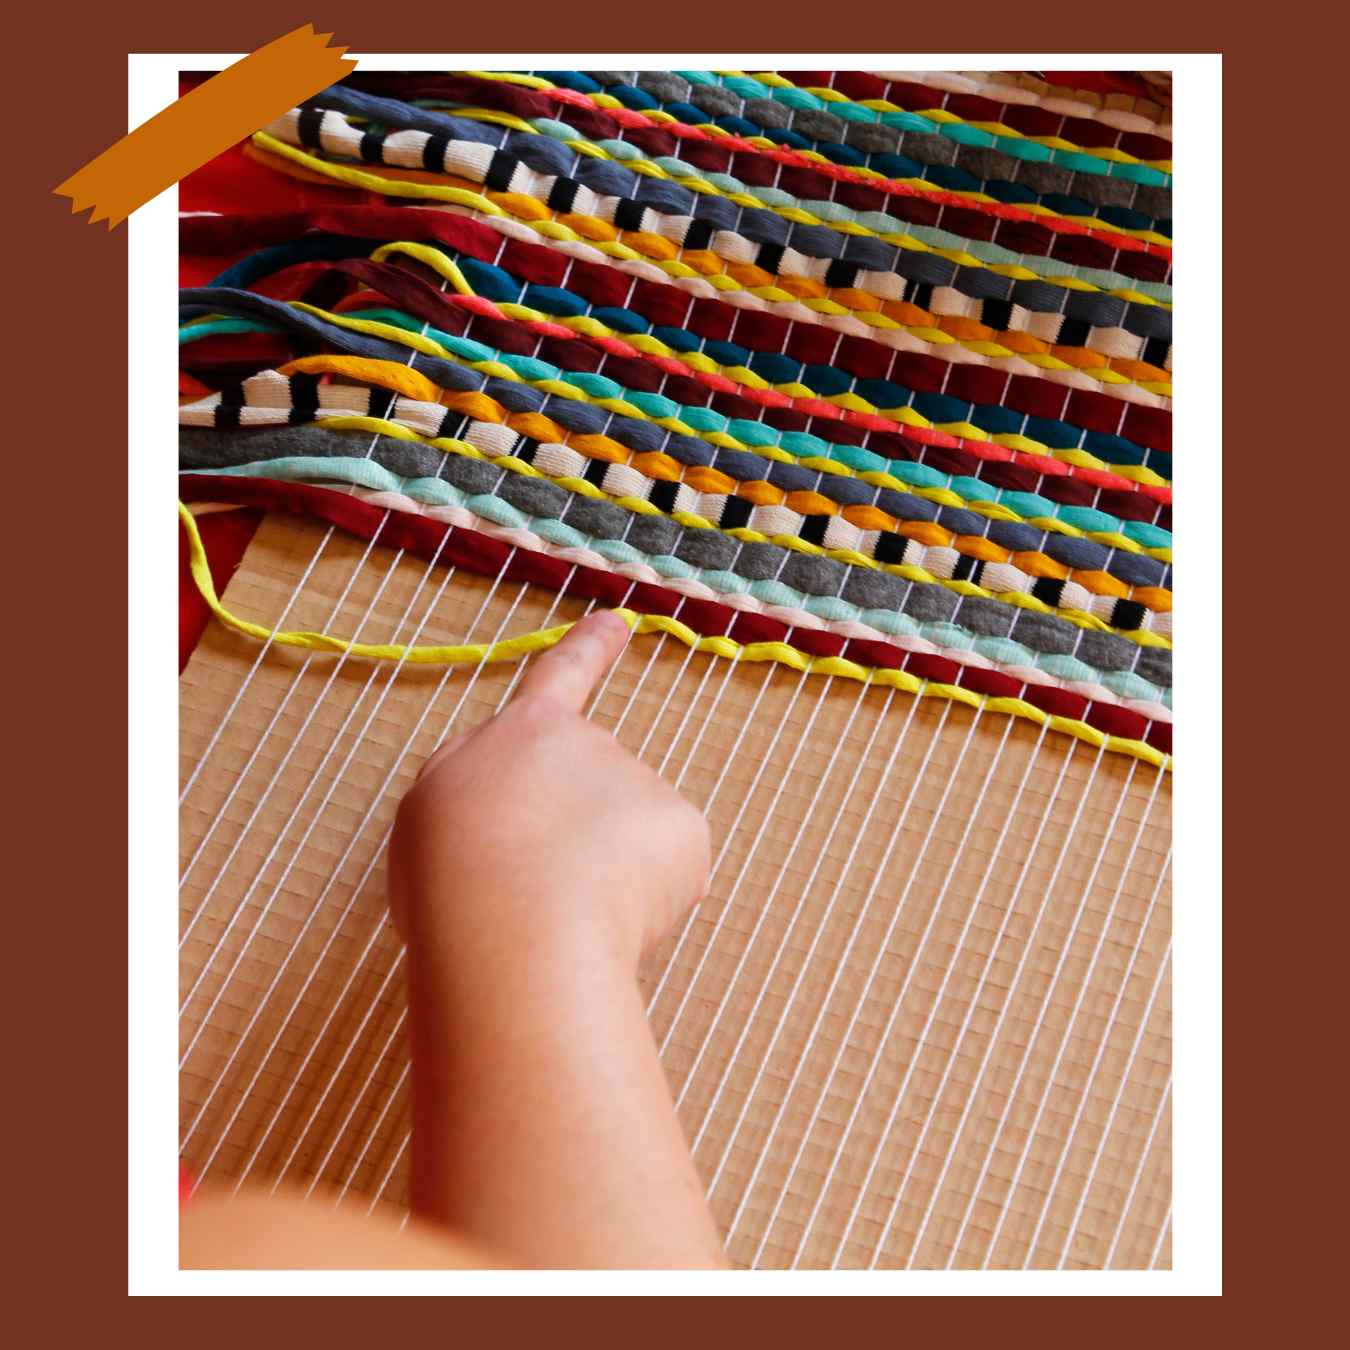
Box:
[388,612,727,1267]
[389,611,712,970]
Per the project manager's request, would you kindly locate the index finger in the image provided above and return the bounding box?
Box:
[511,610,631,714]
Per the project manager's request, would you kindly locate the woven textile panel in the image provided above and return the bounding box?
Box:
[178,67,1173,1270]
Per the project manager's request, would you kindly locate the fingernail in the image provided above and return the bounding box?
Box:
[591,609,630,641]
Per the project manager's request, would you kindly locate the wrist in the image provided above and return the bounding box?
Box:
[402,872,647,991]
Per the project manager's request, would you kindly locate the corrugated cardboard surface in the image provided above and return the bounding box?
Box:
[180,512,1172,1269]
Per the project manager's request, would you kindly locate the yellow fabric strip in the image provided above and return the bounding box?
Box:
[178,502,1170,770]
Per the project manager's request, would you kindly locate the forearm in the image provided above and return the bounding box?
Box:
[405,913,726,1269]
[180,1188,495,1269]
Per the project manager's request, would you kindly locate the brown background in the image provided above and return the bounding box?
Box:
[8,3,1322,1320]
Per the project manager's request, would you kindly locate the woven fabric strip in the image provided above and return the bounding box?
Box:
[525,71,1173,206]
[195,264,1173,482]
[178,475,1170,766]
[275,350,1173,573]
[178,367,1172,618]
[296,84,1173,292]
[176,421,1171,707]
[241,157,1178,379]
[259,112,1174,346]
[565,71,1172,182]
[775,71,1173,157]
[182,299,1173,543]
[179,418,1172,648]
[183,457,1171,718]
[206,228,1173,393]
[180,289,1174,544]
[179,312,1172,557]
[182,283,1173,485]
[347,71,1172,237]
[184,278,1174,532]
[183,204,1173,367]
[246,134,1173,371]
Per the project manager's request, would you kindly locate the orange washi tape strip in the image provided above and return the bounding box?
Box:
[53,24,355,228]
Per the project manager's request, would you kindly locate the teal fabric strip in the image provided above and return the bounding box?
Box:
[179,316,286,342]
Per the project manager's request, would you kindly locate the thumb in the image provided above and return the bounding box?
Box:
[512,610,631,714]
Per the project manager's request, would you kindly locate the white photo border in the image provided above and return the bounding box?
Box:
[130,51,1220,1296]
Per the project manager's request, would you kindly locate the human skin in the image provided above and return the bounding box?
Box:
[178,1189,497,1269]
[181,611,726,1270]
